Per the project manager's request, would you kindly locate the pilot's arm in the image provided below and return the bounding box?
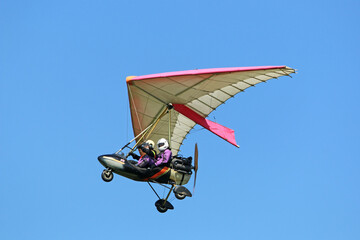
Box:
[129,152,140,160]
[139,146,156,158]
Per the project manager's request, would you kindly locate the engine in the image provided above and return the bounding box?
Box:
[169,155,193,185]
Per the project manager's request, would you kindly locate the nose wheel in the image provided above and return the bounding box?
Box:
[101,169,113,182]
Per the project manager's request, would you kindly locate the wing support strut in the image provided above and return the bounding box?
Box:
[120,104,173,157]
[116,106,169,155]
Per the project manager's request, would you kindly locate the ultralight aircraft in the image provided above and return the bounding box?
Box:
[98,66,296,213]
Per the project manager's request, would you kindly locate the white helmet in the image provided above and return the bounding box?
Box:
[146,140,155,149]
[157,138,169,152]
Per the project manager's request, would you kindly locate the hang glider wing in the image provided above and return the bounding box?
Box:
[126,66,295,155]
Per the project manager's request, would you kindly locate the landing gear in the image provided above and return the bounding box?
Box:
[155,199,174,213]
[101,169,113,182]
[148,182,192,212]
[148,182,175,213]
[173,186,192,200]
[175,193,186,200]
[156,204,167,213]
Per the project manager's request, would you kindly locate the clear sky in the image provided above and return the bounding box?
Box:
[1,0,359,239]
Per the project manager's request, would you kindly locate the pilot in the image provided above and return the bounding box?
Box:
[154,138,172,167]
[129,140,156,168]
[145,139,156,152]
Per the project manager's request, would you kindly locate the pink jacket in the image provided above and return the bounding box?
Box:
[155,149,172,166]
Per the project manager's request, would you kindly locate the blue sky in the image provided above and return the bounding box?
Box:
[1,0,359,239]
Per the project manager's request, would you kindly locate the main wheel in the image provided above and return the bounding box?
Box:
[101,169,113,182]
[156,205,168,213]
[155,199,174,213]
[175,192,186,200]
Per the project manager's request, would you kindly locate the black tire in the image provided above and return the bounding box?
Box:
[175,192,186,200]
[101,170,113,182]
[156,205,168,213]
[155,199,173,213]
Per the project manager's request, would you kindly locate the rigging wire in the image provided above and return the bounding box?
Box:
[128,84,143,132]
[126,96,129,141]
[168,108,171,148]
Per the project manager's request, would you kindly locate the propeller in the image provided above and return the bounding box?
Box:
[193,143,198,194]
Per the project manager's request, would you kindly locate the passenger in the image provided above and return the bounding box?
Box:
[129,140,156,168]
[154,138,172,167]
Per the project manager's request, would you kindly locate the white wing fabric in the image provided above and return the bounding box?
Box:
[126,66,295,155]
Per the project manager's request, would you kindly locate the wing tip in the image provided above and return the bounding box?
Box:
[126,76,137,83]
